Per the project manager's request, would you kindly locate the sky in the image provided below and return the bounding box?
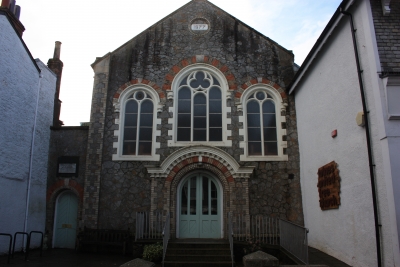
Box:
[16,0,342,126]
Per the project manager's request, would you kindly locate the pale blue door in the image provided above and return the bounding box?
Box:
[179,174,221,238]
[54,191,78,248]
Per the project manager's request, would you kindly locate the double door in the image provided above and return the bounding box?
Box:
[179,174,221,238]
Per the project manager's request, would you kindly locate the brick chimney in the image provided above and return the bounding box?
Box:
[47,41,64,128]
[0,0,25,36]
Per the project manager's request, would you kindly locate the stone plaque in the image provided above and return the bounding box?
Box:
[317,161,340,210]
[189,18,210,35]
[58,163,77,174]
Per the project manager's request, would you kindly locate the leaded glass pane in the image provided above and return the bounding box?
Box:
[248,142,262,155]
[125,100,138,113]
[263,100,275,114]
[124,128,137,141]
[138,141,152,155]
[181,181,188,215]
[209,128,222,141]
[202,177,209,215]
[264,142,278,155]
[194,105,206,116]
[247,101,260,113]
[264,128,277,141]
[211,180,217,215]
[263,114,276,128]
[123,142,136,155]
[179,87,191,99]
[248,128,261,141]
[139,128,153,141]
[178,128,191,141]
[209,114,222,127]
[209,87,221,99]
[194,93,206,104]
[178,100,191,113]
[194,117,206,128]
[190,177,197,215]
[247,114,260,127]
[124,114,137,127]
[193,129,207,141]
[178,114,191,127]
[140,114,153,127]
[141,100,153,113]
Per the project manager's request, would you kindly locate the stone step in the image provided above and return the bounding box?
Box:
[166,248,230,256]
[165,254,232,262]
[163,261,233,267]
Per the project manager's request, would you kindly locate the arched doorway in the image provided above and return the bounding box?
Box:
[53,191,78,248]
[177,172,222,238]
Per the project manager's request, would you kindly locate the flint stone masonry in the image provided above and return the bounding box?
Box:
[243,251,279,267]
[84,0,304,230]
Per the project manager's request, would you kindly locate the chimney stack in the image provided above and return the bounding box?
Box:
[1,0,24,36]
[47,41,64,128]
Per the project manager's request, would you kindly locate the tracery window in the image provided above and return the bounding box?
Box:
[169,66,232,146]
[177,70,222,142]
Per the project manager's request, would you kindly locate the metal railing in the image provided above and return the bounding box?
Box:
[135,211,165,240]
[232,214,280,245]
[162,212,170,267]
[279,219,309,265]
[228,213,234,267]
[0,233,12,264]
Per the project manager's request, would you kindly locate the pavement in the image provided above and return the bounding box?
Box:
[0,247,351,267]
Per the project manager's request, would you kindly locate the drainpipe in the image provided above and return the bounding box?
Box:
[23,72,43,250]
[340,5,382,267]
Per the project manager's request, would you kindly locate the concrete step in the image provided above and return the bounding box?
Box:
[166,248,230,255]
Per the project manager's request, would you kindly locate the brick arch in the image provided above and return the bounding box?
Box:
[166,156,234,183]
[47,179,84,203]
[113,78,165,100]
[162,55,237,91]
[235,77,287,101]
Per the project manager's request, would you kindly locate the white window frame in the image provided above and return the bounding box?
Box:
[168,64,232,147]
[112,84,161,161]
[239,84,288,161]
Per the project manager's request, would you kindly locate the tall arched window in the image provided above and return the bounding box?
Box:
[239,85,287,161]
[113,85,161,161]
[123,91,154,155]
[247,92,277,156]
[169,65,231,147]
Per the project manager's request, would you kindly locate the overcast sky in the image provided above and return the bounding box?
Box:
[16,0,342,126]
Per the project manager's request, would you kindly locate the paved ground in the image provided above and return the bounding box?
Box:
[0,247,351,267]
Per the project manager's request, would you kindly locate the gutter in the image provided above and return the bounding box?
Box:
[339,5,382,267]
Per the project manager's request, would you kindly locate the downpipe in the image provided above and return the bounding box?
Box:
[340,5,382,267]
[22,72,43,251]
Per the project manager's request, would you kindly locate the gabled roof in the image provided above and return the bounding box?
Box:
[288,0,353,94]
[92,0,293,67]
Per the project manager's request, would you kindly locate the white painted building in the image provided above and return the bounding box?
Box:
[289,0,400,266]
[0,4,56,254]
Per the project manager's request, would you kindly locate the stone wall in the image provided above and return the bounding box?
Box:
[85,0,303,230]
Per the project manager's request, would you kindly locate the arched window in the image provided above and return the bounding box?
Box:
[113,85,161,161]
[169,65,231,147]
[246,92,277,156]
[239,85,287,161]
[123,91,154,155]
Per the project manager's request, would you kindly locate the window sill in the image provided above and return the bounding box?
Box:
[167,140,232,147]
[240,154,288,162]
[112,154,160,161]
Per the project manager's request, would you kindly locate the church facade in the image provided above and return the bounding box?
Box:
[46,0,303,246]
